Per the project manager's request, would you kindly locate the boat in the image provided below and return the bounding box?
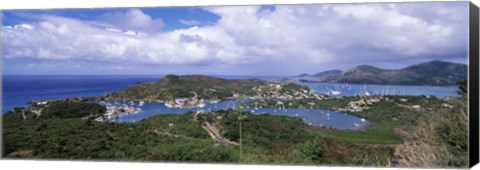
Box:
[164,103,174,108]
[363,84,370,96]
[364,91,370,96]
[360,118,366,122]
[328,90,341,95]
[139,101,145,106]
[210,99,220,104]
[353,123,360,127]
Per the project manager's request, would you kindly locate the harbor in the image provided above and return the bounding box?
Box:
[94,98,370,131]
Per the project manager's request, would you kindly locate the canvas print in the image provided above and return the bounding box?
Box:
[1,2,471,168]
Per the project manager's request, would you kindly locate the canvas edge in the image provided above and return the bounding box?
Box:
[469,1,480,168]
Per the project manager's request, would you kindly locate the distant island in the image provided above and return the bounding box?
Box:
[295,60,467,86]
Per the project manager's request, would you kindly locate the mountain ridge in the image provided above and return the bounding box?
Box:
[296,60,467,86]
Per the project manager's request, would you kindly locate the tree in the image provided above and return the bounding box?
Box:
[234,99,248,162]
[237,111,247,162]
[456,79,467,96]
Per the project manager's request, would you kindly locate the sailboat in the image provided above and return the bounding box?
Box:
[363,84,370,96]
[365,91,371,96]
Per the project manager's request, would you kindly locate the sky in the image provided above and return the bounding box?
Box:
[1,2,469,76]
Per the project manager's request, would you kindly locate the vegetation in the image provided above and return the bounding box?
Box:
[302,60,467,86]
[456,79,467,95]
[296,70,342,81]
[1,73,469,167]
[2,111,238,162]
[394,96,468,167]
[3,101,106,121]
[2,105,396,166]
[195,109,396,165]
[40,101,106,119]
[244,94,468,167]
[98,75,268,101]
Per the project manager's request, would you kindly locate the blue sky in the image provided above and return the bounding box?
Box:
[1,2,469,76]
[2,7,220,31]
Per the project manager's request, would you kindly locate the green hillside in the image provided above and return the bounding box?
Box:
[304,60,467,86]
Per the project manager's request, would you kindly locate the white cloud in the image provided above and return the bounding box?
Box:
[179,19,201,26]
[101,8,163,32]
[2,3,468,75]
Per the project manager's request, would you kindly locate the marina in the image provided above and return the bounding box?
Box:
[96,99,370,130]
[299,82,458,97]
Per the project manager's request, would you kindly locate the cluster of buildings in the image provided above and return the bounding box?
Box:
[96,101,142,122]
[164,97,207,109]
[162,82,325,109]
[250,83,326,100]
[336,97,382,112]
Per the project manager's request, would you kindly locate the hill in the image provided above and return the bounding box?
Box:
[401,60,467,85]
[296,70,343,82]
[94,74,315,103]
[313,70,343,78]
[307,60,467,86]
[296,73,310,77]
[97,74,265,101]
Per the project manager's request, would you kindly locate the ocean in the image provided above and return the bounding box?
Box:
[1,75,164,113]
[0,75,285,113]
[2,75,459,114]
